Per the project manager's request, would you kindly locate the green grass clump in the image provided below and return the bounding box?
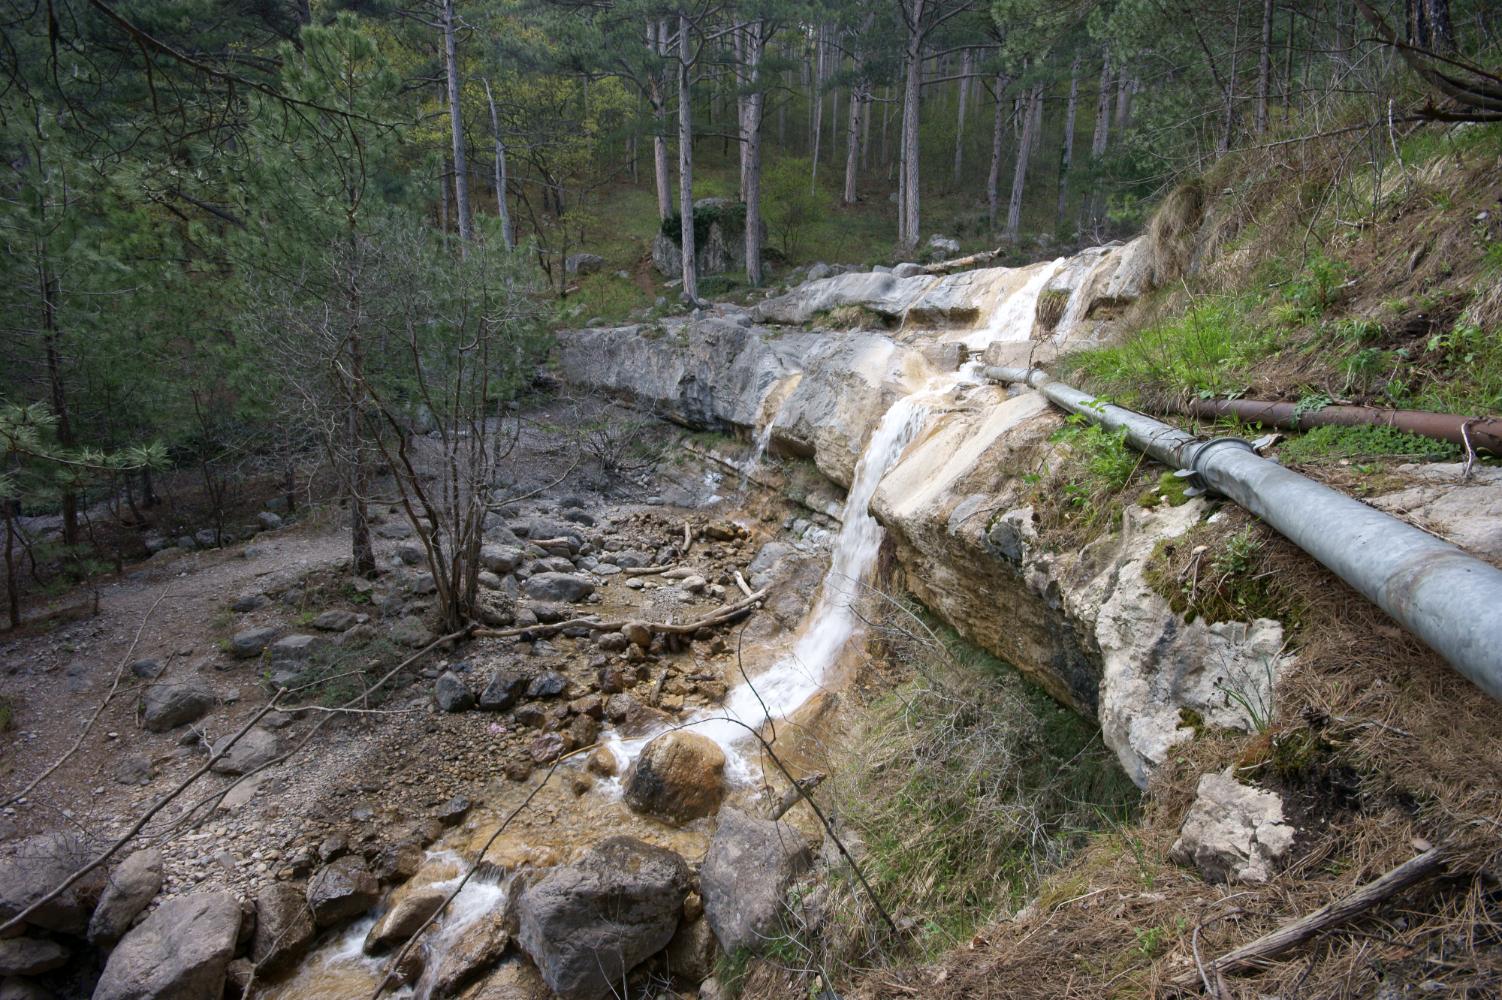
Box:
[1413,322,1502,416]
[1278,424,1460,465]
[830,622,1138,958]
[1062,295,1282,406]
[1146,523,1305,627]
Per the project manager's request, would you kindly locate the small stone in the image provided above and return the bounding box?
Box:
[128,659,164,679]
[311,610,360,632]
[434,672,475,713]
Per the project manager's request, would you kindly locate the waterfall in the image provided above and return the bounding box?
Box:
[607,364,983,781]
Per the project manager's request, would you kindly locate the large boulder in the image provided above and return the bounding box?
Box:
[306,857,380,928]
[623,731,726,825]
[700,809,813,954]
[139,680,215,732]
[0,938,68,977]
[513,837,691,1000]
[424,908,511,996]
[434,672,475,713]
[520,573,594,604]
[1171,772,1296,884]
[251,884,315,974]
[209,727,281,775]
[0,832,106,935]
[479,668,529,712]
[87,849,163,945]
[92,892,241,1000]
[651,198,760,280]
[565,253,605,276]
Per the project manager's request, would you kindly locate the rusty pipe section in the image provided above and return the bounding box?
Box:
[1168,398,1502,456]
[985,365,1502,702]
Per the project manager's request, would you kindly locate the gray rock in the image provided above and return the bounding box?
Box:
[311,610,360,632]
[0,939,67,977]
[925,234,960,256]
[388,616,433,648]
[111,754,155,786]
[87,849,163,946]
[891,262,924,278]
[565,252,605,275]
[1171,772,1296,884]
[521,573,593,604]
[480,544,523,575]
[256,511,283,531]
[252,885,315,973]
[194,529,220,549]
[229,626,280,659]
[700,808,813,954]
[306,857,380,928]
[140,680,215,732]
[514,837,691,1000]
[128,659,164,680]
[92,892,241,1000]
[230,593,267,613]
[805,262,832,281]
[376,520,412,539]
[525,672,568,699]
[435,672,475,713]
[269,634,320,662]
[623,731,726,826]
[209,727,281,775]
[363,888,447,955]
[424,909,512,997]
[396,541,425,566]
[479,668,528,711]
[0,977,60,1000]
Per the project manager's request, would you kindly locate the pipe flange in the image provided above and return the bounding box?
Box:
[1174,437,1256,497]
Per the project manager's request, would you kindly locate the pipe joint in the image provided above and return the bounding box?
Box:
[1180,437,1256,497]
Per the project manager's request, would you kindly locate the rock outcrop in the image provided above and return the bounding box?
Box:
[1171,772,1296,883]
[555,240,1294,786]
[513,837,691,1000]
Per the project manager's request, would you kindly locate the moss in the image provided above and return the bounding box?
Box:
[1145,522,1304,627]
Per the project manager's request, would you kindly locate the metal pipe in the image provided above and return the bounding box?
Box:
[986,365,1502,702]
[1168,397,1502,456]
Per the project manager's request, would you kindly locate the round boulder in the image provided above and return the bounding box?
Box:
[623,731,726,825]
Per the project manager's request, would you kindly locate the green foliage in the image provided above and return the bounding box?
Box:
[763,157,829,260]
[1415,322,1502,416]
[660,200,747,248]
[1062,296,1283,405]
[1278,424,1461,465]
[1146,523,1303,630]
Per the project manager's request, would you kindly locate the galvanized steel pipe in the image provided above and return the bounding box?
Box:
[986,365,1502,702]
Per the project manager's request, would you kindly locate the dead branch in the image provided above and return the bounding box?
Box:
[734,570,754,598]
[1181,848,1453,985]
[769,772,826,820]
[474,589,767,640]
[622,564,676,577]
[3,590,170,808]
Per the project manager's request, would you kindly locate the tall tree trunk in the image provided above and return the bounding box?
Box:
[1056,56,1079,229]
[811,24,825,189]
[484,79,515,248]
[1256,0,1274,133]
[952,48,973,187]
[442,0,472,250]
[986,72,1009,229]
[843,82,866,205]
[1218,0,1243,153]
[343,233,376,579]
[650,20,673,221]
[38,255,77,550]
[860,80,872,169]
[1283,6,1296,123]
[1006,84,1041,239]
[741,21,767,287]
[1422,0,1455,52]
[899,27,923,251]
[677,13,698,302]
[1085,52,1112,230]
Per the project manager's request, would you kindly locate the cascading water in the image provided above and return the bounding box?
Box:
[607,363,985,781]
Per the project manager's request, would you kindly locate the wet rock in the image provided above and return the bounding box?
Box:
[426,909,512,996]
[87,848,163,945]
[586,748,618,777]
[437,795,473,826]
[701,808,813,954]
[229,626,280,659]
[1171,772,1295,884]
[435,672,475,712]
[210,727,281,775]
[621,621,652,650]
[252,884,315,973]
[363,888,446,955]
[479,668,529,711]
[526,672,568,699]
[521,573,593,604]
[0,832,106,934]
[306,857,380,928]
[93,892,241,1000]
[595,632,627,653]
[371,842,424,883]
[623,731,726,825]
[514,837,691,1000]
[140,679,215,732]
[0,939,66,977]
[528,733,566,764]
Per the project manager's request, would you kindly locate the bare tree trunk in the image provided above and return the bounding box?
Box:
[677,12,698,302]
[986,71,1009,229]
[483,79,515,248]
[1056,56,1079,230]
[650,20,673,221]
[442,0,472,250]
[811,24,825,189]
[1423,0,1455,52]
[1085,52,1112,231]
[741,20,767,287]
[952,48,973,187]
[899,28,923,251]
[1256,0,1274,132]
[1006,83,1041,240]
[1219,0,1243,153]
[860,81,872,169]
[843,82,865,204]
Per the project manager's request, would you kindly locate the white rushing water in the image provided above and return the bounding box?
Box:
[966,257,1065,351]
[607,363,985,781]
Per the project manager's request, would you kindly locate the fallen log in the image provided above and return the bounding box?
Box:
[473,589,768,641]
[921,246,1005,275]
[1180,847,1452,986]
